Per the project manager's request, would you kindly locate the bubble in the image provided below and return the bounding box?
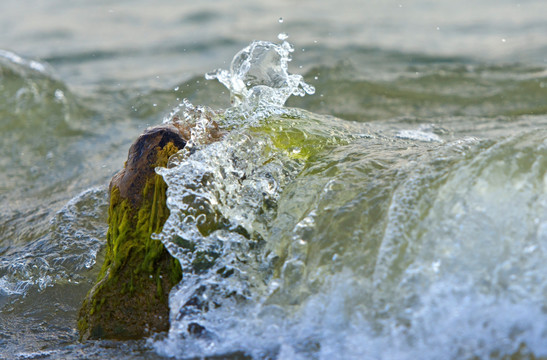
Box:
[54,89,65,102]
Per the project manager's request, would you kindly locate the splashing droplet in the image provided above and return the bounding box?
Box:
[277,32,289,41]
[205,39,315,108]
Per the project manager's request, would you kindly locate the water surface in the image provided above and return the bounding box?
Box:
[1,1,546,359]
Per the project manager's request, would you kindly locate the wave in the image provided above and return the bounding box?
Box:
[0,187,107,303]
[147,39,547,358]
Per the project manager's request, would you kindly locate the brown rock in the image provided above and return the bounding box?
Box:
[78,124,187,340]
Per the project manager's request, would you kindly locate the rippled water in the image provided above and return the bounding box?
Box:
[1,1,547,359]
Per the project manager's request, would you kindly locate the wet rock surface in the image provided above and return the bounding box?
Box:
[78,124,187,341]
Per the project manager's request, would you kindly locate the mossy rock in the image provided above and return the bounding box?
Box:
[78,124,187,341]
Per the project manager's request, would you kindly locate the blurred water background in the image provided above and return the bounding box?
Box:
[1,0,546,359]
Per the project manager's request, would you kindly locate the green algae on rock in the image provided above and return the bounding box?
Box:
[78,124,186,341]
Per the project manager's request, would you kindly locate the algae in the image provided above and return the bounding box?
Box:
[78,140,183,340]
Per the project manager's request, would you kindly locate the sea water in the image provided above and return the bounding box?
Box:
[1,1,547,359]
[147,38,547,359]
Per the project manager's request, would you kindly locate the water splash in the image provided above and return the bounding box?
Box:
[163,98,223,152]
[151,39,368,358]
[205,38,315,108]
[0,49,50,75]
[155,39,546,359]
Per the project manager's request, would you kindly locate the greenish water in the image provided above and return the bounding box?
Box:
[1,1,547,359]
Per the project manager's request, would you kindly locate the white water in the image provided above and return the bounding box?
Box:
[1,1,547,359]
[205,38,314,108]
[150,39,547,359]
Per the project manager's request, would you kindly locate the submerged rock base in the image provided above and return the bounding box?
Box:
[78,125,186,341]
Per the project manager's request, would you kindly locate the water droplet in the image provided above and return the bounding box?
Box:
[54,89,65,102]
[278,17,284,23]
[278,32,289,41]
[314,76,318,80]
[174,86,180,91]
[501,38,507,43]
[153,103,157,107]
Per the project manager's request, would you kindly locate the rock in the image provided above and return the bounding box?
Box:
[78,124,187,341]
